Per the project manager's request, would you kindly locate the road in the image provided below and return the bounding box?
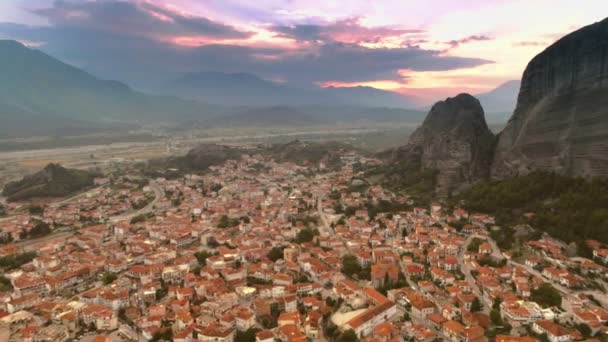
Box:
[467,233,608,311]
[12,179,164,250]
[109,180,164,223]
[458,234,491,313]
[508,259,608,309]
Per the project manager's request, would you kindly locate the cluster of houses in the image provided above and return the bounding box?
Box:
[0,151,607,342]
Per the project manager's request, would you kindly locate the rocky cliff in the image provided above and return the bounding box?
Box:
[396,93,496,195]
[492,18,608,178]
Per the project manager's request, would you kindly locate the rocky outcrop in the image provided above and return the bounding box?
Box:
[2,163,94,202]
[492,18,608,178]
[396,93,496,195]
[181,144,247,170]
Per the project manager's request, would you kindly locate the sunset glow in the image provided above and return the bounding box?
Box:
[1,0,606,100]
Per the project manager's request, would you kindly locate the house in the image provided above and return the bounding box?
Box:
[411,299,435,318]
[198,324,235,342]
[479,243,492,255]
[443,320,465,342]
[256,330,275,342]
[592,249,608,264]
[343,301,398,338]
[532,320,572,342]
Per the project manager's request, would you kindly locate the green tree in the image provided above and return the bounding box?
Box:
[101,272,117,285]
[295,227,319,243]
[28,205,44,215]
[577,323,592,338]
[530,283,561,308]
[490,309,504,326]
[28,221,51,238]
[336,329,359,342]
[341,255,362,278]
[195,251,212,266]
[470,297,482,312]
[268,247,284,262]
[234,328,260,342]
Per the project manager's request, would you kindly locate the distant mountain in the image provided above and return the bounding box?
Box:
[162,71,419,108]
[476,80,520,115]
[205,106,326,128]
[2,163,94,202]
[0,40,212,137]
[323,86,422,108]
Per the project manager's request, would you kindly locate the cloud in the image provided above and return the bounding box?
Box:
[0,1,493,89]
[446,35,493,48]
[31,0,252,40]
[270,17,423,45]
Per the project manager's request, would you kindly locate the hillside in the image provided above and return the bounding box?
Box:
[457,172,608,247]
[162,71,420,108]
[0,40,212,137]
[264,140,358,169]
[2,163,95,202]
[204,106,326,128]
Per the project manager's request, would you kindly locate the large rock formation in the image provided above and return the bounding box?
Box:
[492,18,608,178]
[2,163,94,202]
[396,93,496,195]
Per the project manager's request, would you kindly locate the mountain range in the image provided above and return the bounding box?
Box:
[0,40,215,137]
[0,39,519,139]
[161,71,424,108]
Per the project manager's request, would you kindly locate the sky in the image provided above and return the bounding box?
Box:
[0,0,607,101]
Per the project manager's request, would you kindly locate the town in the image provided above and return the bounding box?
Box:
[0,150,607,342]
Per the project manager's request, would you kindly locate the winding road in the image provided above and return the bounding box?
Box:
[13,179,164,251]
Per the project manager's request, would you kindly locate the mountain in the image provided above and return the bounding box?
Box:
[393,94,496,195]
[2,163,94,202]
[476,80,520,116]
[203,106,326,128]
[323,86,422,108]
[492,18,608,178]
[162,71,419,108]
[0,40,211,137]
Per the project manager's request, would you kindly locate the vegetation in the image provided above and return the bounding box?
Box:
[365,199,410,220]
[217,215,240,228]
[268,246,285,262]
[530,283,562,308]
[467,238,484,253]
[28,205,44,215]
[3,163,94,202]
[0,251,37,270]
[366,157,438,204]
[195,251,213,266]
[458,171,608,245]
[0,275,13,292]
[376,271,409,295]
[341,254,370,280]
[470,297,482,312]
[101,272,118,285]
[234,328,260,342]
[336,329,359,342]
[295,227,319,243]
[130,214,148,224]
[19,221,52,240]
